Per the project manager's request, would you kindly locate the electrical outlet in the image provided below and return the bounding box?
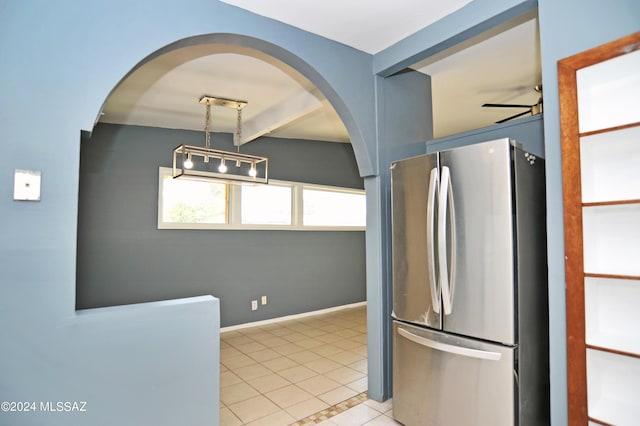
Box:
[251,300,258,311]
[261,295,267,305]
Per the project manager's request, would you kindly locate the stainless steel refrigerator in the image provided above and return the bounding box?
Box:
[390,138,549,426]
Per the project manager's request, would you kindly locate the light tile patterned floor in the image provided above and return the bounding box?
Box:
[220,305,400,426]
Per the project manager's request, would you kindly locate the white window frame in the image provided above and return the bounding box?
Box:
[157,167,365,231]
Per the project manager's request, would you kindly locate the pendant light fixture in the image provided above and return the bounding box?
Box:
[172,95,268,184]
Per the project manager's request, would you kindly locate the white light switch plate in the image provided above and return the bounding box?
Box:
[14,169,41,201]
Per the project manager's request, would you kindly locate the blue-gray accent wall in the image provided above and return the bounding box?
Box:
[77,124,365,326]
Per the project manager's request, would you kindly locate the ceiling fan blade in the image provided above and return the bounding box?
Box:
[482,103,533,108]
[495,109,532,124]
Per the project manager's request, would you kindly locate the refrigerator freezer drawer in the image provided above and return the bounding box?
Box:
[393,321,516,426]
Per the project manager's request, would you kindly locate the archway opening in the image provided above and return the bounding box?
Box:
[76,34,374,422]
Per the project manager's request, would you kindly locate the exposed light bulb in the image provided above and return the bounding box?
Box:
[183,154,193,170]
[248,164,257,177]
[218,159,227,173]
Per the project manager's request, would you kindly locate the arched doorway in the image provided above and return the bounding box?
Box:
[79,31,384,422]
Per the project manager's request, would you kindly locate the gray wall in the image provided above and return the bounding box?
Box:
[427,114,544,156]
[77,124,365,326]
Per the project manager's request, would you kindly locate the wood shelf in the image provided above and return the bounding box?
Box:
[588,416,615,426]
[586,344,640,359]
[579,121,640,138]
[583,199,640,207]
[585,272,640,281]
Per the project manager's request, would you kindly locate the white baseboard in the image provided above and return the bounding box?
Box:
[221,301,367,333]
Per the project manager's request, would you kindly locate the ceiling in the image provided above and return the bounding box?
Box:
[99,1,541,143]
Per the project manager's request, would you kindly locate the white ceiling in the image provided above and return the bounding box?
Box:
[217,0,473,54]
[99,2,541,143]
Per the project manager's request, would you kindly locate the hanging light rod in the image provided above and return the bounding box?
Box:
[172,95,268,184]
[199,95,247,110]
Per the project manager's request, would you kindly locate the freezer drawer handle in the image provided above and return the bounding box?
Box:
[398,327,502,361]
[426,167,440,314]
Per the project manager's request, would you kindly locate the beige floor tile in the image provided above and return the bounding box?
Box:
[228,395,281,424]
[316,420,339,426]
[319,324,343,333]
[347,377,368,393]
[249,332,279,343]
[259,336,290,348]
[305,357,342,374]
[220,347,243,360]
[350,344,368,357]
[221,353,257,370]
[265,384,313,408]
[325,366,365,385]
[287,349,323,364]
[296,337,326,349]
[363,413,403,425]
[328,350,365,366]
[300,328,327,338]
[246,373,291,394]
[296,374,342,396]
[316,333,344,344]
[282,332,309,342]
[286,323,312,332]
[235,340,268,354]
[267,327,294,337]
[220,406,242,426]
[286,397,330,420]
[364,398,393,413]
[349,358,368,374]
[220,382,260,406]
[225,334,256,347]
[336,339,362,350]
[329,404,381,426]
[244,410,296,426]
[334,329,361,339]
[317,386,359,406]
[262,356,300,372]
[221,330,243,339]
[353,334,368,344]
[248,348,281,363]
[312,344,344,357]
[240,327,269,337]
[272,342,305,356]
[233,363,272,381]
[278,365,318,383]
[220,371,244,388]
[256,323,282,331]
[220,306,368,424]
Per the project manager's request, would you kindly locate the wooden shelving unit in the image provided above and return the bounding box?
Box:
[558,32,640,426]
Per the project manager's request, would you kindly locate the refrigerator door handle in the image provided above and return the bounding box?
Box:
[438,166,457,315]
[426,167,440,314]
[397,327,502,361]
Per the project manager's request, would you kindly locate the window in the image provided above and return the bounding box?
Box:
[241,183,292,225]
[160,171,227,225]
[303,187,366,227]
[158,167,365,230]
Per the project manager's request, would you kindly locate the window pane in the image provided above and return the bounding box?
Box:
[241,184,292,225]
[303,188,366,227]
[162,175,227,223]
